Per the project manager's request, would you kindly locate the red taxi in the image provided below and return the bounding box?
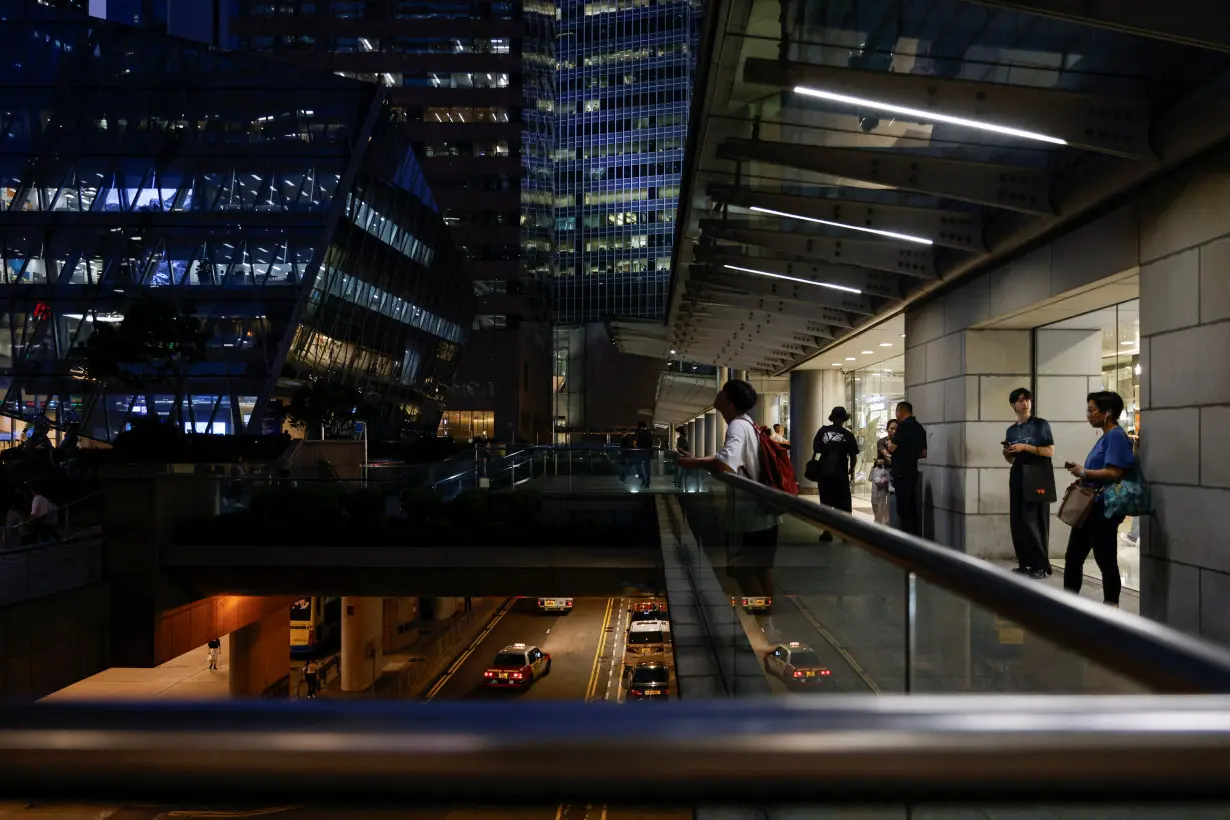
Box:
[483,643,551,688]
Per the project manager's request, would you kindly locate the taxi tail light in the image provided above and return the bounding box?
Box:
[766,597,773,606]
[484,671,495,678]
[537,599,544,606]
[565,600,573,608]
[821,670,831,676]
[630,688,644,696]
[741,597,749,606]
[792,670,803,678]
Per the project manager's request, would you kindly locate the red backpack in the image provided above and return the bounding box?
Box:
[735,418,799,496]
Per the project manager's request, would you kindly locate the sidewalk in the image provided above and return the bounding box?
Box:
[309,602,500,701]
[43,637,231,701]
[807,495,1141,615]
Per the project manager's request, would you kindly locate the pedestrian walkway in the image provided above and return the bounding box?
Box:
[42,637,231,701]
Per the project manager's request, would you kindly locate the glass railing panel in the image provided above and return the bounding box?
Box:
[681,476,1230,696]
[911,575,1146,694]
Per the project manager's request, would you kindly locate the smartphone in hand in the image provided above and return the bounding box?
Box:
[1064,461,1077,469]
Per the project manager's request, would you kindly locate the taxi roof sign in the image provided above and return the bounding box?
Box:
[788,641,802,647]
[511,643,527,648]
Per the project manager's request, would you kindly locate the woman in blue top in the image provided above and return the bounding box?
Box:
[1063,391,1135,607]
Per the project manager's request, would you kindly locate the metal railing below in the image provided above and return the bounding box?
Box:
[4,696,1230,804]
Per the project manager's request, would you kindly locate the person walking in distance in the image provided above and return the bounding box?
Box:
[634,420,654,488]
[207,637,221,671]
[1002,387,1056,579]
[674,425,693,491]
[303,658,319,698]
[1063,391,1134,607]
[886,401,927,536]
[811,407,859,542]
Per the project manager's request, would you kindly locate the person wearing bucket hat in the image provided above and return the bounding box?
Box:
[806,406,859,542]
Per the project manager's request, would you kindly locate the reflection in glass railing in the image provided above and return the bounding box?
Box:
[668,474,1230,698]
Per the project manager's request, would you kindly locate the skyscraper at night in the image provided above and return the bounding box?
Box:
[228,0,555,444]
[550,0,699,433]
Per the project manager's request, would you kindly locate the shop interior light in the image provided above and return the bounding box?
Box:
[861,350,874,354]
[792,86,1068,146]
[879,342,893,347]
[723,264,861,294]
[747,205,933,245]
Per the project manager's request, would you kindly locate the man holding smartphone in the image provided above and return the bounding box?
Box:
[1002,387,1056,578]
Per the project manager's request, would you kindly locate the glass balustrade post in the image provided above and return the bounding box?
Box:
[906,571,917,694]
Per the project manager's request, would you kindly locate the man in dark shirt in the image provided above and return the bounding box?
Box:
[887,400,927,536]
[1003,387,1055,578]
[634,420,654,487]
[619,429,637,484]
[811,406,861,542]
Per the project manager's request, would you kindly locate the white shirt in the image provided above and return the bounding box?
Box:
[716,414,762,481]
[715,414,777,532]
[30,494,56,518]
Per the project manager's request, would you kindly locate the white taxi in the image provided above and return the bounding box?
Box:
[764,641,831,688]
[483,643,551,688]
[536,597,573,613]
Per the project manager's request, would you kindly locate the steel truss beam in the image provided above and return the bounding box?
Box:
[686,292,854,324]
[697,229,932,284]
[719,138,1055,215]
[708,184,989,252]
[743,58,1154,160]
[676,325,832,347]
[685,302,853,330]
[964,0,1230,53]
[678,330,818,354]
[691,269,882,315]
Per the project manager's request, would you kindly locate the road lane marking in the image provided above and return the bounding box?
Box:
[164,806,304,818]
[786,594,881,694]
[553,806,563,820]
[424,598,515,700]
[584,597,615,701]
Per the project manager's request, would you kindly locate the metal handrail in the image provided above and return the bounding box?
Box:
[710,471,1230,693]
[5,696,1230,803]
[0,489,103,553]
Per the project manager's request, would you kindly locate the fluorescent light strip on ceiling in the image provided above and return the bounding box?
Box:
[792,86,1068,146]
[724,264,862,294]
[748,205,933,245]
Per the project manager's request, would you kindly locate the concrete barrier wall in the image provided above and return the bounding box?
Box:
[0,582,110,701]
[397,599,503,699]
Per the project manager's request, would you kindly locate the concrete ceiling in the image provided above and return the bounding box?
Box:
[612,0,1230,386]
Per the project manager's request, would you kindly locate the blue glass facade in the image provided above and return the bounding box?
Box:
[551,0,697,324]
[0,1,473,441]
[550,0,698,433]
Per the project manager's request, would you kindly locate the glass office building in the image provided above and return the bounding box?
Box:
[228,0,556,444]
[0,1,473,442]
[551,0,698,431]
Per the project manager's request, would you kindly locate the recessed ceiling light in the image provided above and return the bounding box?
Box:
[748,205,932,246]
[845,357,856,361]
[900,333,906,338]
[861,350,874,355]
[879,342,893,347]
[723,264,862,294]
[670,349,676,354]
[830,362,842,366]
[1120,341,1135,346]
[793,85,1067,146]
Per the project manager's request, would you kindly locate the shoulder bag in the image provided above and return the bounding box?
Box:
[1058,481,1100,528]
[1102,463,1152,519]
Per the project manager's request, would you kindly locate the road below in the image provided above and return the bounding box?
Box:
[3,598,690,820]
